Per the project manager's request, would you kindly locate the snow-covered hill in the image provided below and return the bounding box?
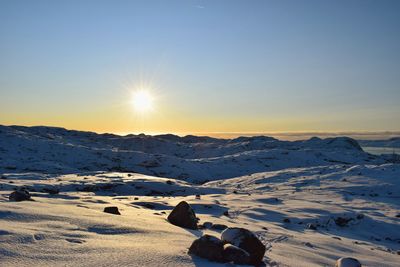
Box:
[0,125,384,183]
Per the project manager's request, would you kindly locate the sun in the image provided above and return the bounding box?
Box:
[131,90,154,113]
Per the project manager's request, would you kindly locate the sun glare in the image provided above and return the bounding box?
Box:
[131,90,154,113]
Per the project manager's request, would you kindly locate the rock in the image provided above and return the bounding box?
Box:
[221,227,266,265]
[188,234,226,263]
[283,218,291,223]
[211,223,228,231]
[304,242,314,248]
[9,189,31,201]
[223,244,251,265]
[103,206,121,215]
[167,201,198,229]
[335,257,362,267]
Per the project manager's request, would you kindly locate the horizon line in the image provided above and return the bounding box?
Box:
[2,124,400,140]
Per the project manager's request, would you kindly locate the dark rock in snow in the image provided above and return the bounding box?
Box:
[304,242,314,248]
[223,244,251,265]
[167,201,198,229]
[103,206,121,215]
[221,227,266,265]
[9,189,31,202]
[335,257,362,267]
[188,234,226,263]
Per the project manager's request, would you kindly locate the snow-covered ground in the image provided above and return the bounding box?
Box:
[0,125,399,266]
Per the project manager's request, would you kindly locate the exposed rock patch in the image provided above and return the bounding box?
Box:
[103,206,121,215]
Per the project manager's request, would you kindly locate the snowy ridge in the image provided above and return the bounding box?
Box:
[0,125,384,183]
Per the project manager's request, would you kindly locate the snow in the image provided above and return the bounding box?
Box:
[0,125,399,266]
[221,228,246,247]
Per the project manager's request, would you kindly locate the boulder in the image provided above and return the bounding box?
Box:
[223,244,251,265]
[168,201,197,229]
[221,227,265,265]
[335,257,362,267]
[9,189,31,202]
[188,234,225,262]
[103,206,121,215]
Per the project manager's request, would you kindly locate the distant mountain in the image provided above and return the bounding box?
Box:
[0,125,384,183]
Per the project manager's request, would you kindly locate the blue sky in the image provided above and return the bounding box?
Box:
[1,0,399,133]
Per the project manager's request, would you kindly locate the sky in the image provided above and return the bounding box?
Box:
[1,0,399,135]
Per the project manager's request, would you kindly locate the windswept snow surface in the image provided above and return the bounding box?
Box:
[0,125,399,266]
